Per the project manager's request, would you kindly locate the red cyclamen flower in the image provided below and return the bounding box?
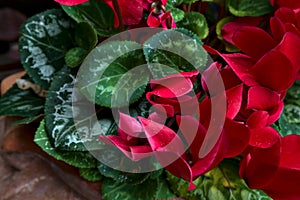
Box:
[54,0,144,27]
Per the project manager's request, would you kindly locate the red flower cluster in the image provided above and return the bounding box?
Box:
[54,0,175,29]
[53,0,300,198]
[100,65,251,189]
[218,1,300,199]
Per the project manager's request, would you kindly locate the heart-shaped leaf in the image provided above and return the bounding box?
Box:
[227,0,274,17]
[78,40,148,108]
[0,76,44,117]
[19,9,75,89]
[45,66,116,151]
[79,168,102,181]
[34,120,98,168]
[143,28,208,79]
[75,22,98,50]
[177,12,209,39]
[62,0,119,37]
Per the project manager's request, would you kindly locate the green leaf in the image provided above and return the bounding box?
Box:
[167,0,184,6]
[78,41,148,108]
[154,173,176,198]
[79,168,102,181]
[143,28,208,79]
[19,9,75,89]
[167,159,272,200]
[285,82,300,106]
[278,82,300,136]
[62,0,119,37]
[227,0,274,17]
[98,163,151,185]
[65,47,88,68]
[166,3,185,22]
[102,177,158,200]
[75,22,98,50]
[12,114,44,125]
[0,79,44,118]
[45,66,115,151]
[181,0,200,4]
[34,120,98,168]
[177,12,209,39]
[278,105,300,136]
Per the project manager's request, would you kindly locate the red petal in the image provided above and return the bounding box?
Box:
[275,32,300,72]
[242,139,281,188]
[249,127,281,148]
[221,17,263,45]
[138,117,185,154]
[270,17,286,42]
[119,112,143,137]
[149,71,198,98]
[232,26,276,61]
[267,101,284,124]
[272,0,300,9]
[247,86,280,110]
[201,62,225,96]
[159,152,195,190]
[99,135,133,159]
[221,53,258,86]
[274,7,297,24]
[226,84,243,119]
[149,77,193,98]
[176,115,206,163]
[251,135,300,199]
[220,66,242,90]
[250,50,295,91]
[130,145,153,161]
[224,119,250,157]
[118,0,143,25]
[147,13,161,27]
[54,0,87,5]
[191,130,227,177]
[247,110,269,129]
[280,135,300,169]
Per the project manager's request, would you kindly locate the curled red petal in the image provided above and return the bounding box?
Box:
[224,118,250,158]
[226,84,243,119]
[241,137,281,188]
[54,0,87,5]
[249,127,281,148]
[149,71,199,98]
[247,110,269,129]
[119,112,143,137]
[130,145,153,161]
[158,152,195,190]
[147,13,161,27]
[221,53,258,86]
[176,115,206,163]
[221,17,263,45]
[99,135,133,159]
[267,101,284,124]
[201,62,224,96]
[270,16,286,42]
[138,117,185,153]
[247,86,280,110]
[232,26,276,61]
[250,50,295,91]
[271,0,300,9]
[274,32,300,72]
[220,66,242,90]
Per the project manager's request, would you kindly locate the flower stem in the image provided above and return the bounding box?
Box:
[112,0,124,31]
